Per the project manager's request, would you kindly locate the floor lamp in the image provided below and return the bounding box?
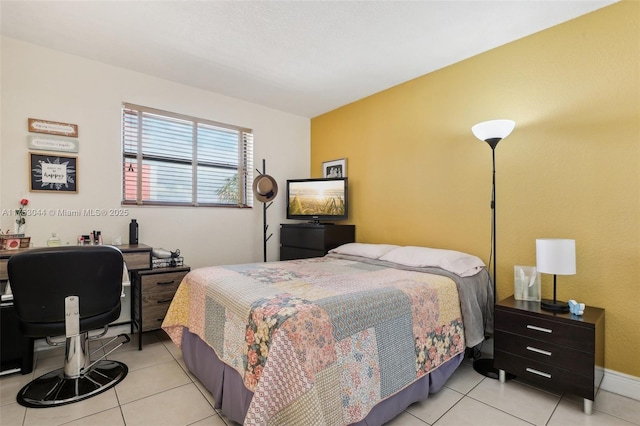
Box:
[471,119,515,379]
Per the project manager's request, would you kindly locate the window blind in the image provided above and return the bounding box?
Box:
[122,103,253,207]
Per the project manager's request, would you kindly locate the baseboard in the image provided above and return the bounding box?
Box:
[601,368,640,401]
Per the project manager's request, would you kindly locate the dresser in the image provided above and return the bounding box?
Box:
[494,296,604,414]
[131,266,190,350]
[280,223,355,260]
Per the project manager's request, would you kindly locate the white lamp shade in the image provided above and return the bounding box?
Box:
[536,239,576,275]
[472,119,515,141]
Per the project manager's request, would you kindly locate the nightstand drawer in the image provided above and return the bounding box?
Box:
[495,331,592,375]
[495,309,594,352]
[495,350,595,400]
[140,270,187,294]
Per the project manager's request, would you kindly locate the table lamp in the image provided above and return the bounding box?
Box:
[536,238,576,312]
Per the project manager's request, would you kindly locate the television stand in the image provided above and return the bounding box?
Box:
[280,223,355,260]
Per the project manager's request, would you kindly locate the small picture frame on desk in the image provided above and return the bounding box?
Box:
[4,238,21,250]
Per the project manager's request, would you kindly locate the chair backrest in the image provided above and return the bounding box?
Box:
[8,245,124,336]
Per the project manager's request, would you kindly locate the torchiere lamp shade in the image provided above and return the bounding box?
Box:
[471,119,515,144]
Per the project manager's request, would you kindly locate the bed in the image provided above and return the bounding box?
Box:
[162,243,493,425]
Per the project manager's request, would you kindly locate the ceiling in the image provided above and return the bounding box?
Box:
[0,1,617,118]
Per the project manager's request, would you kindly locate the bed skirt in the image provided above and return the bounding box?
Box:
[181,329,464,425]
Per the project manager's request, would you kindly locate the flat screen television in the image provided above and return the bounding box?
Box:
[286,177,348,223]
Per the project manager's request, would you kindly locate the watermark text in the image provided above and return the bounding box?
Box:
[1,208,130,218]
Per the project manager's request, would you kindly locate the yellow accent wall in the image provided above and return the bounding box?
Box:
[311,1,639,377]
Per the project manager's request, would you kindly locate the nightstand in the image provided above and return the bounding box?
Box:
[132,266,190,350]
[494,296,604,415]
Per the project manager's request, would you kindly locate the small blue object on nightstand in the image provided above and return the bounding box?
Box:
[568,299,585,316]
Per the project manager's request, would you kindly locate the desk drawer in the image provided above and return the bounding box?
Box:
[141,289,176,331]
[123,251,151,271]
[495,309,593,352]
[141,303,172,332]
[140,270,187,294]
[0,259,7,281]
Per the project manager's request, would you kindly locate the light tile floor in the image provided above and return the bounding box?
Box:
[1,330,638,426]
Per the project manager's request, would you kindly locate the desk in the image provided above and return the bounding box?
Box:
[0,244,152,375]
[0,244,152,282]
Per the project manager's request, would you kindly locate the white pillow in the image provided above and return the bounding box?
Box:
[329,243,400,259]
[379,246,485,277]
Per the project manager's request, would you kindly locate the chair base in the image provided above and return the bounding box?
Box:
[17,360,127,408]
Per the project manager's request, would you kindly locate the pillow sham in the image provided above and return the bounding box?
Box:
[329,243,400,260]
[379,246,485,277]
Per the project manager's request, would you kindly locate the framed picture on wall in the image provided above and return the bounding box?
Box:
[322,158,347,178]
[28,118,78,137]
[29,152,78,193]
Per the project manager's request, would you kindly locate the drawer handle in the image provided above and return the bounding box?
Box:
[526,367,552,379]
[157,299,173,304]
[157,280,175,286]
[526,346,552,356]
[527,324,552,333]
[157,318,165,322]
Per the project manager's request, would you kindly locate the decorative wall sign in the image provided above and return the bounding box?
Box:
[28,118,78,137]
[28,135,79,153]
[322,158,347,178]
[29,152,78,193]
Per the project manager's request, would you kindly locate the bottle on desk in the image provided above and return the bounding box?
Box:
[47,233,61,247]
[129,219,138,244]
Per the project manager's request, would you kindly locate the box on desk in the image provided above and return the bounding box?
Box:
[0,235,31,250]
[152,256,184,269]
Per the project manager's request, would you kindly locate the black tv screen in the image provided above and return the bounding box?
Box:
[286,178,348,222]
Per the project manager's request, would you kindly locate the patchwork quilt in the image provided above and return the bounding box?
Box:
[163,256,470,425]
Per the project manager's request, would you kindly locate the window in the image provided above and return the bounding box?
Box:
[122,103,253,207]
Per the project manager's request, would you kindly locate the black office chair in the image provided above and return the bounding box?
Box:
[8,245,130,408]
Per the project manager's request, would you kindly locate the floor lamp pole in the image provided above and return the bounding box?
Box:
[470,119,515,380]
[472,137,514,381]
[491,146,497,308]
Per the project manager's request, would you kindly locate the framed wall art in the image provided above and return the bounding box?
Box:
[322,158,347,178]
[29,152,78,193]
[28,135,79,153]
[28,118,78,137]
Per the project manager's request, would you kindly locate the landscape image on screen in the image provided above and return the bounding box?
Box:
[288,180,345,216]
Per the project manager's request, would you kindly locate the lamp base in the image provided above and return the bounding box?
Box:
[541,299,570,313]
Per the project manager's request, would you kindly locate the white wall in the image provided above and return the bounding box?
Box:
[1,37,310,268]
